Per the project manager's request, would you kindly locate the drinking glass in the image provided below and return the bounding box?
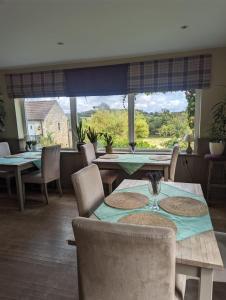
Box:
[148,181,161,211]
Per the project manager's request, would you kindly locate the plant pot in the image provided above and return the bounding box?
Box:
[105,145,113,154]
[77,142,85,152]
[92,142,97,153]
[209,142,225,155]
[32,145,37,151]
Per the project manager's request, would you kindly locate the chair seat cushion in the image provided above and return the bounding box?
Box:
[22,170,44,184]
[100,169,118,185]
[0,170,14,178]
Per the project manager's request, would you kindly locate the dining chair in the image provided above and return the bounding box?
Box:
[213,231,226,282]
[81,143,118,194]
[169,145,180,181]
[71,164,105,217]
[72,217,186,300]
[22,145,62,204]
[0,142,14,196]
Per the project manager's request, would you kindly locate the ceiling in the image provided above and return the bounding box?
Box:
[0,0,226,69]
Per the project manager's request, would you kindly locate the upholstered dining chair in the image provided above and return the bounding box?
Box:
[22,145,62,204]
[81,143,118,194]
[72,217,186,300]
[213,231,226,282]
[169,145,180,181]
[0,142,14,196]
[71,164,105,217]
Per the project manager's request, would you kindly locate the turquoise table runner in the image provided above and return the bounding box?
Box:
[94,183,213,241]
[0,152,41,169]
[103,154,169,175]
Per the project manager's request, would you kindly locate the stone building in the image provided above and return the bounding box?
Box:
[25,100,70,148]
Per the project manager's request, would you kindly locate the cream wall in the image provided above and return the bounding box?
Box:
[0,46,226,142]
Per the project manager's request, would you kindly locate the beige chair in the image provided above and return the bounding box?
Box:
[0,142,14,196]
[22,145,62,204]
[81,143,118,193]
[213,231,226,282]
[71,164,104,217]
[72,217,186,300]
[168,145,180,181]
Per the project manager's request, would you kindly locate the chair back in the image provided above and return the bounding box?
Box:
[81,143,96,166]
[72,217,176,300]
[169,145,180,181]
[0,142,11,156]
[71,164,104,217]
[41,145,61,181]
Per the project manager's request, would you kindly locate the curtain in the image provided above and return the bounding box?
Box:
[128,54,212,93]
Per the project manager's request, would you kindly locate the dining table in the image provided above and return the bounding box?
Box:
[90,179,224,300]
[93,153,171,180]
[0,152,41,211]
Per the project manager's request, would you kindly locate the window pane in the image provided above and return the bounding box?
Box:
[77,95,128,149]
[134,91,193,150]
[24,97,72,148]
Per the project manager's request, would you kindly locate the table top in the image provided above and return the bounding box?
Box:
[94,153,171,166]
[0,152,41,166]
[91,179,223,270]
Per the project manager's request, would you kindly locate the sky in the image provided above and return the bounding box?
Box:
[26,91,187,114]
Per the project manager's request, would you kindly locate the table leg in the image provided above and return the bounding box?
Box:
[15,167,24,211]
[164,166,169,181]
[198,268,213,300]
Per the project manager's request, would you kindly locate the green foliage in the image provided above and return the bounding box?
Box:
[185,90,196,130]
[0,98,6,133]
[135,112,149,138]
[209,97,226,142]
[103,133,113,146]
[40,132,55,147]
[86,127,100,143]
[76,120,86,143]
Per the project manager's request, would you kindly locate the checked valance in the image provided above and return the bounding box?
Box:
[128,54,212,93]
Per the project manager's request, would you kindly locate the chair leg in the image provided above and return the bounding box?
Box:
[108,183,112,194]
[6,177,12,198]
[22,182,26,204]
[43,183,49,204]
[56,179,63,197]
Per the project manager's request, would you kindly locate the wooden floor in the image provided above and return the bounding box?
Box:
[0,190,225,300]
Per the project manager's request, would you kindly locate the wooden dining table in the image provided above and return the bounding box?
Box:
[0,152,41,211]
[94,153,171,181]
[91,179,224,300]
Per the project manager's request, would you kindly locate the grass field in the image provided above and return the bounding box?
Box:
[136,136,172,149]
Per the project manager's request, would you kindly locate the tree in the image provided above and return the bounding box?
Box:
[185,90,196,130]
[135,112,149,138]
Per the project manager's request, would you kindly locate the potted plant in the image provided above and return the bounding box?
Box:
[76,120,86,152]
[87,127,100,152]
[25,140,33,151]
[209,98,226,155]
[103,133,113,154]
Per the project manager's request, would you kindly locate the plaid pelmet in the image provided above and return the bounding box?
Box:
[5,70,65,98]
[128,54,212,93]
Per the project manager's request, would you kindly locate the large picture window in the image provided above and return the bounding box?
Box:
[15,90,198,151]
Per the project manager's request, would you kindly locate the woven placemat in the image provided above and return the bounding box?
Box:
[100,154,119,159]
[118,212,177,232]
[159,197,208,217]
[104,192,148,209]
[149,155,171,161]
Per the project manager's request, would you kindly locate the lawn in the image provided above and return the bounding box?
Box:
[137,136,172,149]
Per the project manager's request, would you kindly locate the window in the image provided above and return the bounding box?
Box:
[134,91,195,150]
[15,90,198,152]
[23,97,72,148]
[77,95,128,149]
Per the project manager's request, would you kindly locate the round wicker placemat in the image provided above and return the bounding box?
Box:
[159,197,208,217]
[118,212,177,232]
[104,192,148,209]
[149,155,171,161]
[100,154,119,159]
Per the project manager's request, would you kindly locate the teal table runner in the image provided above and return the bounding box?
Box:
[94,183,213,241]
[102,154,169,175]
[0,152,41,169]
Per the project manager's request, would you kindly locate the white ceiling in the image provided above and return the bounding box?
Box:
[0,0,226,69]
